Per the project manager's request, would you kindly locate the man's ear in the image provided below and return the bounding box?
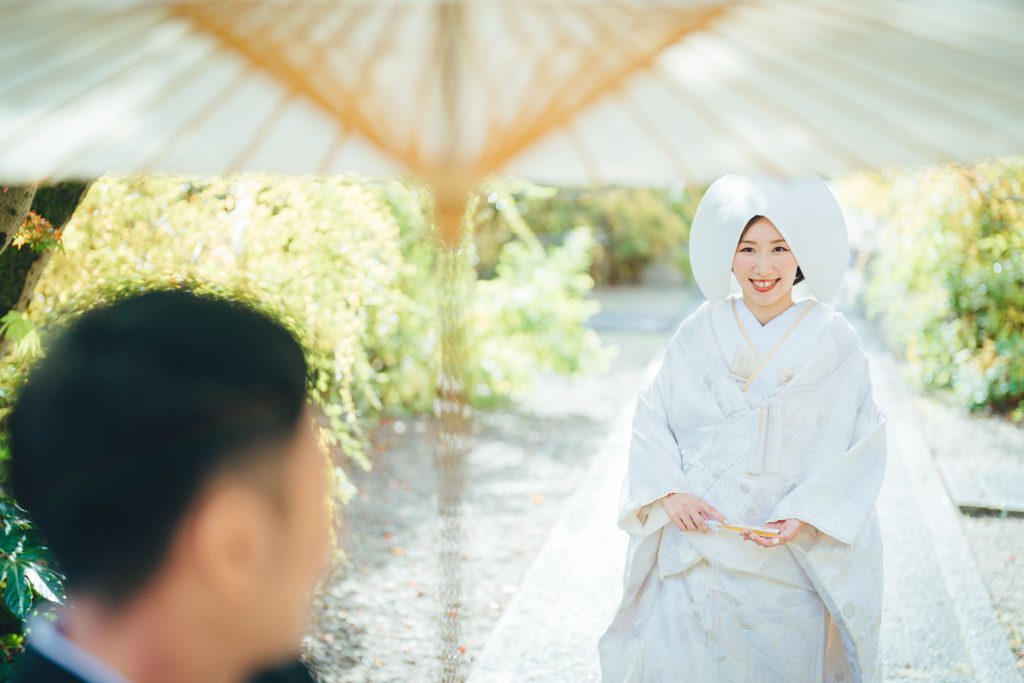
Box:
[185,481,275,605]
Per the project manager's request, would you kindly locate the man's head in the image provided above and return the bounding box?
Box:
[7,289,330,667]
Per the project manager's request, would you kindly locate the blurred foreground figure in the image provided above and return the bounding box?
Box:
[7,289,329,683]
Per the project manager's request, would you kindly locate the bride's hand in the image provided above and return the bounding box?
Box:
[742,518,805,547]
[661,492,726,534]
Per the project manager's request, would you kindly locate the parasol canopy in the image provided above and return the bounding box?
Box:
[1,0,1023,221]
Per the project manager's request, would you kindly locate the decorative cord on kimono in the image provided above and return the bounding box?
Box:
[702,560,718,632]
[703,526,725,673]
[730,298,815,475]
[748,395,782,474]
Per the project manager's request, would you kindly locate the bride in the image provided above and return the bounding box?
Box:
[598,173,887,682]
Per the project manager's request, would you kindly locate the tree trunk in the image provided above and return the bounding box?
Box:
[0,181,90,355]
[0,185,37,255]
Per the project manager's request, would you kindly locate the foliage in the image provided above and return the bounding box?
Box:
[23,173,609,442]
[11,211,63,254]
[0,193,71,662]
[468,238,610,405]
[0,172,608,655]
[0,313,41,361]
[0,498,65,618]
[472,179,703,285]
[461,179,609,405]
[0,334,65,672]
[23,176,431,493]
[848,157,1024,422]
[0,182,91,317]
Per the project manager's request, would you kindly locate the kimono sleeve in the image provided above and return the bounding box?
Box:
[615,338,699,538]
[769,351,887,545]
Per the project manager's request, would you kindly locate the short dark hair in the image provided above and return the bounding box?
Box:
[7,289,309,606]
[740,215,804,285]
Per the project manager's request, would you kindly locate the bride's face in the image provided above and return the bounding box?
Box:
[731,217,799,306]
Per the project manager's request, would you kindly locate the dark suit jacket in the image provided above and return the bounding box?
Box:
[10,646,84,682]
[10,645,318,683]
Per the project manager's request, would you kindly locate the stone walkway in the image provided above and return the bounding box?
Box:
[467,284,1020,683]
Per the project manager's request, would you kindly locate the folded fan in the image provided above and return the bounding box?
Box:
[706,520,780,537]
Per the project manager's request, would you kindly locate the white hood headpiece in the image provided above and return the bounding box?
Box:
[688,173,849,304]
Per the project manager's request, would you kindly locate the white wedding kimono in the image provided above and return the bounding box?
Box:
[598,294,887,682]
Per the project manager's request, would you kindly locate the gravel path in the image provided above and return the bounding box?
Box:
[911,391,1024,674]
[302,285,689,682]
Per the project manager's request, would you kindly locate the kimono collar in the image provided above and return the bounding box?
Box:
[679,300,858,420]
[681,300,864,475]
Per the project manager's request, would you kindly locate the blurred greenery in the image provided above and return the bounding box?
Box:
[467,179,614,404]
[472,179,702,285]
[0,173,610,658]
[0,316,65,668]
[848,157,1024,423]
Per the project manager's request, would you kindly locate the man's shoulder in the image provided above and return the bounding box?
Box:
[8,646,319,683]
[249,659,318,683]
[10,645,87,683]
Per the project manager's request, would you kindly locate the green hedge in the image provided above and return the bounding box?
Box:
[854,157,1024,422]
[472,179,703,285]
[0,174,607,664]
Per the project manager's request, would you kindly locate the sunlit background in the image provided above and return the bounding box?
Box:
[1,1,1022,681]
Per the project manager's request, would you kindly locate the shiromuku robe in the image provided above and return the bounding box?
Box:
[597,296,887,682]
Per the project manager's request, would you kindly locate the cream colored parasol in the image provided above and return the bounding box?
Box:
[2,0,1024,237]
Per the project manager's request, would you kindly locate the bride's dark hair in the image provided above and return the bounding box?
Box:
[739,214,805,285]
